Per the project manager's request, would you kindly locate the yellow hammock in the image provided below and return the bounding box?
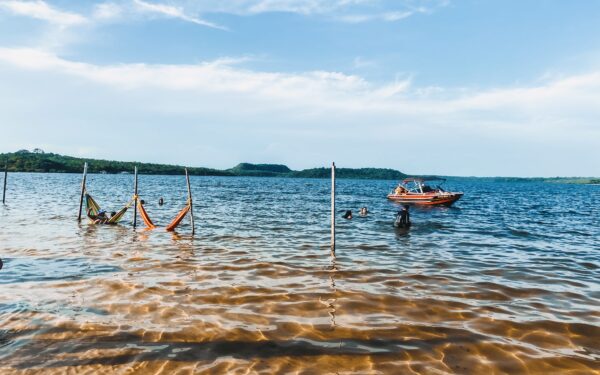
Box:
[85,192,135,224]
[137,199,191,231]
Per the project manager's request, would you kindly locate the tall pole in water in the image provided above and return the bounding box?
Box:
[2,162,7,205]
[133,166,138,228]
[185,168,195,235]
[77,162,88,220]
[331,162,336,257]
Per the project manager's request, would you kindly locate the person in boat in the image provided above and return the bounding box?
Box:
[343,210,353,219]
[394,185,407,195]
[394,205,411,228]
[359,207,368,217]
[87,208,109,224]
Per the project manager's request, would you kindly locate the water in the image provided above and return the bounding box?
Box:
[0,173,599,374]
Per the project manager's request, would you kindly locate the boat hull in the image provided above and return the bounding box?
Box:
[387,192,463,206]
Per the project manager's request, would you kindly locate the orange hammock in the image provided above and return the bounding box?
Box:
[166,203,191,231]
[136,199,190,231]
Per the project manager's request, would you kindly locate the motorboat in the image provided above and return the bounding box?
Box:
[387,177,463,206]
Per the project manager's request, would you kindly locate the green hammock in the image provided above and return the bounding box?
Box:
[85,193,101,216]
[84,192,134,224]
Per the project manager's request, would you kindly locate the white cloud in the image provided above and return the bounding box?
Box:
[1,46,599,123]
[132,0,227,30]
[0,0,87,27]
[337,11,413,23]
[93,2,122,20]
[0,0,446,33]
[0,47,598,175]
[176,0,447,22]
[0,0,227,30]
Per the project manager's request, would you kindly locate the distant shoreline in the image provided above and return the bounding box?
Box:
[1,150,598,183]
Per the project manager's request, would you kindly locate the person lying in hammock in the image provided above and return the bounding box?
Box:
[87,208,116,224]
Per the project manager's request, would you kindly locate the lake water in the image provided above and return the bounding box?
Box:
[0,173,599,374]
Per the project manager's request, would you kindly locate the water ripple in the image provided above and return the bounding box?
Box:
[0,174,598,373]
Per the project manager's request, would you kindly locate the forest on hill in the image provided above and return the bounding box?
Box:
[0,150,408,180]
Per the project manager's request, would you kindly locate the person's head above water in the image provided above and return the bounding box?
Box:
[343,210,353,219]
[110,211,116,217]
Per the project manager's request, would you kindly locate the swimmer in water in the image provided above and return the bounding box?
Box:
[343,210,353,219]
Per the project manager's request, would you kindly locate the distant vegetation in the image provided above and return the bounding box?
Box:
[3,150,597,183]
[292,167,407,180]
[446,175,600,185]
[227,163,292,177]
[0,150,230,176]
[0,150,407,180]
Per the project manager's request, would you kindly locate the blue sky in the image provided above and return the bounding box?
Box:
[0,0,599,176]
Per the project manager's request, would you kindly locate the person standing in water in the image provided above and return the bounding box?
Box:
[394,205,411,228]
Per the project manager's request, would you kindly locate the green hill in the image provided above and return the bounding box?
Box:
[292,167,407,180]
[4,150,598,183]
[0,150,407,180]
[228,163,292,177]
[0,150,231,176]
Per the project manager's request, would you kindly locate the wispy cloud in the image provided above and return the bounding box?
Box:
[0,0,87,27]
[0,47,598,175]
[132,0,227,30]
[0,0,446,33]
[0,0,227,30]
[0,47,369,100]
[337,11,413,23]
[93,2,122,20]
[1,46,598,127]
[184,0,448,23]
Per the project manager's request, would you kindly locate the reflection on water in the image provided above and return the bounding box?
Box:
[0,173,599,373]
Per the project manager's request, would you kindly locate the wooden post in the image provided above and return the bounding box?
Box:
[77,162,88,220]
[185,168,195,235]
[133,166,138,228]
[2,162,7,204]
[331,162,336,256]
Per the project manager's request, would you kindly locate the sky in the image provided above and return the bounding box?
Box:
[0,0,599,177]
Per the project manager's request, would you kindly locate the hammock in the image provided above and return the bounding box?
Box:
[107,199,135,224]
[137,200,156,229]
[136,199,191,231]
[84,192,134,224]
[166,202,191,231]
[85,193,101,216]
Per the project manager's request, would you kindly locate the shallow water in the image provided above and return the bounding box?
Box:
[0,173,599,374]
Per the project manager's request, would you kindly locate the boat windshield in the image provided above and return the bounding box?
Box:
[402,178,445,193]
